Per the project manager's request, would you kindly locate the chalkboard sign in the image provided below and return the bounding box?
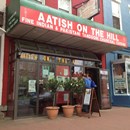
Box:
[83,88,101,118]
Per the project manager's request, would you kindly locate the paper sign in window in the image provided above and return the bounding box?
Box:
[28,80,36,92]
[64,69,68,76]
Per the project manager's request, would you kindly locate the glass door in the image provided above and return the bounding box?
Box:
[17,61,38,117]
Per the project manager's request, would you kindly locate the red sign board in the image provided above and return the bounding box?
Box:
[56,91,70,105]
[56,66,70,77]
[20,6,127,48]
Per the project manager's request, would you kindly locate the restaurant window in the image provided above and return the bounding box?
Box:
[55,47,71,57]
[39,63,55,80]
[112,63,126,95]
[112,0,122,30]
[71,59,83,77]
[56,57,71,64]
[112,59,130,95]
[72,59,83,66]
[18,40,38,51]
[20,52,38,61]
[39,44,55,53]
[55,57,71,82]
[39,55,55,63]
[84,61,96,67]
[58,0,72,13]
[56,65,70,82]
[71,66,83,78]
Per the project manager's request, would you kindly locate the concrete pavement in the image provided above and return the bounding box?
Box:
[0,107,130,130]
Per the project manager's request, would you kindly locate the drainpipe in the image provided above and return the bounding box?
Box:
[0,27,6,36]
[0,27,6,119]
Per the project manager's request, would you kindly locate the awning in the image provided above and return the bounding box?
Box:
[16,39,100,62]
[6,0,128,54]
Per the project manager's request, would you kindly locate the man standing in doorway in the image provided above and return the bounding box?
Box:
[82,73,97,112]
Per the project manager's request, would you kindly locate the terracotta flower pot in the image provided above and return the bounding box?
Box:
[46,106,59,119]
[75,104,82,116]
[62,105,74,118]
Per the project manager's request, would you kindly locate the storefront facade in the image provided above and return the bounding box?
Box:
[103,0,130,107]
[4,0,127,119]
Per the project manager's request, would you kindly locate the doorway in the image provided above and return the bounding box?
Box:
[85,67,100,87]
[85,67,101,103]
[85,67,111,109]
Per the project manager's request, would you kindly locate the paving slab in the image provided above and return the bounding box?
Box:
[0,107,130,130]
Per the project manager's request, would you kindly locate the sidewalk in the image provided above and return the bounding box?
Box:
[0,107,130,130]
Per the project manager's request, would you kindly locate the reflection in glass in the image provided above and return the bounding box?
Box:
[56,57,71,64]
[39,64,55,80]
[113,63,127,94]
[71,66,83,77]
[18,62,37,117]
[20,52,38,60]
[84,61,96,67]
[39,55,55,62]
[72,59,83,65]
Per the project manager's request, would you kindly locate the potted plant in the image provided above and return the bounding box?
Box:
[61,79,76,118]
[74,78,85,116]
[45,78,60,119]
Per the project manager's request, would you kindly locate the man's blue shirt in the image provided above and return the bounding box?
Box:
[84,78,92,88]
[84,77,97,88]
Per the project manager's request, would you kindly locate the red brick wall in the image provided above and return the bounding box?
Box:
[45,0,58,9]
[45,0,87,15]
[93,0,106,68]
[6,0,10,5]
[101,54,106,69]
[94,0,104,24]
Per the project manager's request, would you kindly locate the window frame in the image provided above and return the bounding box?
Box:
[111,0,122,30]
[58,0,72,13]
[128,5,130,14]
